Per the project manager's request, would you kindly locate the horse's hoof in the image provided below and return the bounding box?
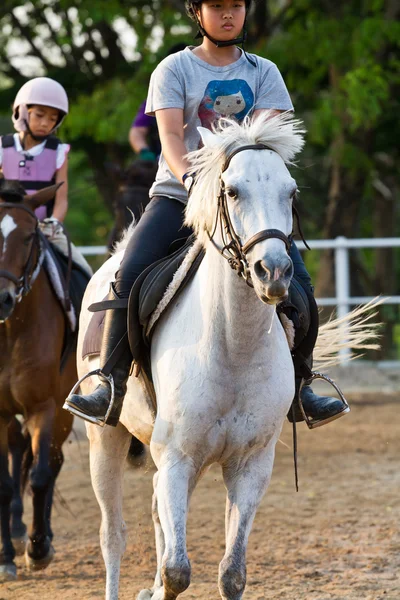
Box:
[137,589,153,600]
[25,542,55,571]
[0,562,17,581]
[12,532,29,556]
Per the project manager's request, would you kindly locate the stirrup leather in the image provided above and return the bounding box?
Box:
[298,371,350,430]
[63,369,115,427]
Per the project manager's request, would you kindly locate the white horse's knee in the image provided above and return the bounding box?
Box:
[100,521,127,557]
[219,557,246,600]
[162,556,191,596]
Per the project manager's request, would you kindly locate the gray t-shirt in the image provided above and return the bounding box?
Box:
[146,46,293,204]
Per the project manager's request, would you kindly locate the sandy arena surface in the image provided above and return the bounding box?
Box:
[1,393,399,600]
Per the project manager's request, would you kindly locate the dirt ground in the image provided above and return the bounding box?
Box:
[1,393,400,600]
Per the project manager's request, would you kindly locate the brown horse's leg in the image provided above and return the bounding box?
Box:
[0,417,17,581]
[45,408,73,541]
[24,401,56,571]
[8,417,28,554]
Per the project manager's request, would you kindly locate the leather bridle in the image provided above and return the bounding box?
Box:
[0,203,44,302]
[208,144,306,287]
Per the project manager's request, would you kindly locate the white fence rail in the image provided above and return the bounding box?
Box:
[78,237,400,318]
[79,237,399,365]
[297,236,400,318]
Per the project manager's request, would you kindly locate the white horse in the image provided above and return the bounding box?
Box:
[75,113,375,600]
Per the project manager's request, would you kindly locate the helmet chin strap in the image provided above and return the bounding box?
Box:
[23,119,52,143]
[195,16,256,67]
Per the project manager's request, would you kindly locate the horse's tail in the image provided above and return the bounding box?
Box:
[21,430,33,496]
[313,297,384,370]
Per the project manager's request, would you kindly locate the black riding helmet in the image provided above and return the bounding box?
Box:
[185,0,253,50]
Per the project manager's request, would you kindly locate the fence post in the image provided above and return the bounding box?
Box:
[334,236,351,364]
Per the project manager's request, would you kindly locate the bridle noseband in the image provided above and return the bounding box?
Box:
[0,203,44,303]
[208,144,308,286]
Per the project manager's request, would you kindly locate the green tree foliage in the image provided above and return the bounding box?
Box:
[262,1,399,288]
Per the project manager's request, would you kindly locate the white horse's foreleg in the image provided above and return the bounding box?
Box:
[137,471,166,600]
[153,456,195,600]
[87,422,131,600]
[152,471,165,589]
[219,448,276,600]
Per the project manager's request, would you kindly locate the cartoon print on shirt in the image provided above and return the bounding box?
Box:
[198,79,254,130]
[214,91,245,116]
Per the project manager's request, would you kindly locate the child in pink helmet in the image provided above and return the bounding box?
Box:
[0,77,92,277]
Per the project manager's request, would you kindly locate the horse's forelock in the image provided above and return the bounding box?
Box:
[185,112,305,244]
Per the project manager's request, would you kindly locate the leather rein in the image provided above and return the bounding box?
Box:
[207,143,309,286]
[0,203,44,302]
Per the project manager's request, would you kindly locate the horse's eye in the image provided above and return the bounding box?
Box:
[225,187,237,199]
[23,234,34,246]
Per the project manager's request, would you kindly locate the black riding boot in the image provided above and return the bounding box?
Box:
[64,285,132,427]
[288,357,350,429]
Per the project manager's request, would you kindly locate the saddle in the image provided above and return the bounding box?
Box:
[82,237,205,380]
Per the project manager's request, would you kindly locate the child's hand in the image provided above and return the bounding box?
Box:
[40,217,62,240]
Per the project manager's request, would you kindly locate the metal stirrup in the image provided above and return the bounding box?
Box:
[64,369,115,428]
[298,371,350,430]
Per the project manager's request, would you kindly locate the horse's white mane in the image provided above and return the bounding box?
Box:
[185,111,305,244]
[111,220,136,255]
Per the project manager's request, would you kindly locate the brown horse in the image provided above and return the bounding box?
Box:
[0,180,77,580]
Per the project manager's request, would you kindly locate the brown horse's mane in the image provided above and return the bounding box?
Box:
[0,178,25,203]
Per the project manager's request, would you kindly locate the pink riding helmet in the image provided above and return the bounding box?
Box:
[12,77,69,133]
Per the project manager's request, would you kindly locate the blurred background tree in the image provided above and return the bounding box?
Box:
[0,0,399,354]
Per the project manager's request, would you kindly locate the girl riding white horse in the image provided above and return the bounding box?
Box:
[65,0,348,429]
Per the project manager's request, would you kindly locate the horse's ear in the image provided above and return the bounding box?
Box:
[24,183,63,210]
[197,127,220,149]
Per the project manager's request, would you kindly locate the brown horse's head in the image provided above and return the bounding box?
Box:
[0,179,61,321]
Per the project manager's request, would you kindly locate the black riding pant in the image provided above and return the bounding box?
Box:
[114,196,192,298]
[114,194,312,298]
[289,239,312,292]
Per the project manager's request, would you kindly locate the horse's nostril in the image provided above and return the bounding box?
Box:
[254,258,293,282]
[0,290,15,314]
[282,257,293,279]
[254,260,270,280]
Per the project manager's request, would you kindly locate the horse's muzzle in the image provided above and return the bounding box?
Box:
[0,288,16,322]
[252,255,293,303]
